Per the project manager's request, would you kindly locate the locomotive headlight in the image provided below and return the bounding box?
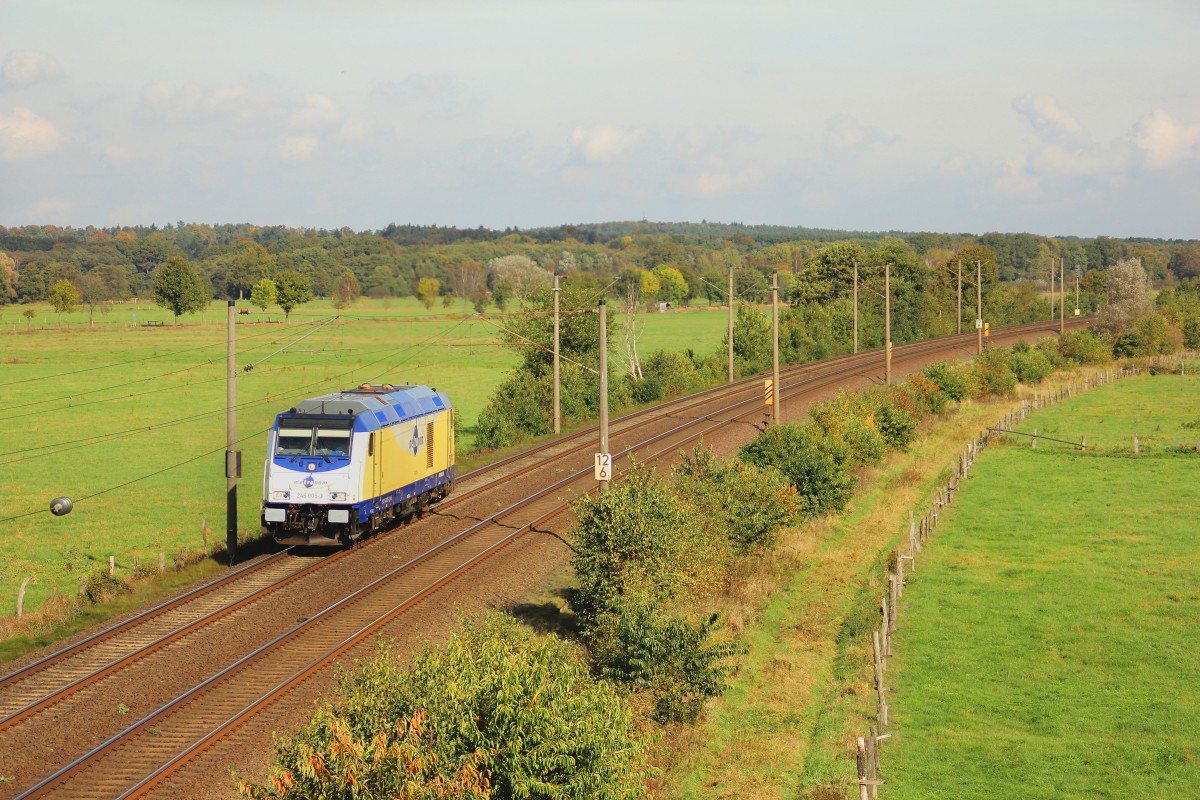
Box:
[329,492,347,501]
[272,491,290,500]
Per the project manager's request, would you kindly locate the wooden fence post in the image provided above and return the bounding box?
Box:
[857,738,870,800]
[1134,434,1140,454]
[159,551,166,573]
[880,597,890,657]
[17,576,31,618]
[888,575,898,637]
[108,556,115,577]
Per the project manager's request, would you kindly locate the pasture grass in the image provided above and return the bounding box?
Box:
[660,371,1200,799]
[882,373,1200,799]
[0,297,731,632]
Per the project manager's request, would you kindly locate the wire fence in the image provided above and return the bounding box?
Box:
[854,362,1147,799]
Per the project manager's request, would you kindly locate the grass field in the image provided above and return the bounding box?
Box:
[884,374,1200,798]
[0,297,733,621]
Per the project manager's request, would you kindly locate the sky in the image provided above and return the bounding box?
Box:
[1,1,1198,239]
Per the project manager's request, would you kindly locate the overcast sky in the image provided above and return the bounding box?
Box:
[2,1,1198,239]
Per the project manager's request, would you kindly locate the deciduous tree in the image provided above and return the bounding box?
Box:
[331,270,361,309]
[77,273,109,328]
[0,251,17,304]
[274,270,314,321]
[652,265,688,306]
[48,279,81,321]
[224,240,275,300]
[250,278,277,312]
[417,277,441,309]
[153,257,210,325]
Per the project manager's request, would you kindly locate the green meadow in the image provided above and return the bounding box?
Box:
[885,374,1200,799]
[0,297,733,619]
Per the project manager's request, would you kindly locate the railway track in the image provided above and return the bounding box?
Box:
[0,319,1084,799]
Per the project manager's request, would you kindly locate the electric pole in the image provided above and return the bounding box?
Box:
[957,259,962,335]
[884,263,892,386]
[853,260,859,354]
[771,271,781,425]
[226,300,239,564]
[1050,260,1055,321]
[976,260,983,356]
[1059,258,1065,335]
[727,265,734,383]
[598,299,610,493]
[552,271,561,434]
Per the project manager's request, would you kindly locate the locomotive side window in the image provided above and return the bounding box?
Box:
[315,428,352,457]
[276,427,314,456]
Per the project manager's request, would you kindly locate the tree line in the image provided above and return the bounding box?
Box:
[2,222,1197,315]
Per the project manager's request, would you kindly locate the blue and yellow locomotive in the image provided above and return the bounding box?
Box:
[261,384,454,545]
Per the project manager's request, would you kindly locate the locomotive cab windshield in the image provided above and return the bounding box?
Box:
[274,417,353,458]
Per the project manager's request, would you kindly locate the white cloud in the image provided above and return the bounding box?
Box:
[336,119,371,142]
[102,145,136,164]
[999,94,1131,197]
[995,154,1041,198]
[824,113,898,153]
[569,125,641,165]
[0,107,64,160]
[1012,94,1083,143]
[1133,110,1200,168]
[278,136,317,163]
[692,167,764,198]
[290,94,338,129]
[138,81,262,124]
[2,52,64,88]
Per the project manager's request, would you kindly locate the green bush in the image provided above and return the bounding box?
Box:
[1113,331,1141,357]
[1009,348,1054,384]
[968,348,1018,396]
[673,445,799,553]
[738,423,856,517]
[589,600,741,724]
[903,373,949,415]
[246,616,653,800]
[922,361,968,401]
[871,391,919,451]
[474,372,550,449]
[627,374,663,404]
[807,391,887,468]
[641,349,698,397]
[1057,328,1111,365]
[569,467,724,626]
[1183,318,1200,350]
[1034,335,1068,368]
[475,363,604,450]
[82,569,131,604]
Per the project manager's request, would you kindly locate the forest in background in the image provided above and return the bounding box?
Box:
[2,220,1199,310]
